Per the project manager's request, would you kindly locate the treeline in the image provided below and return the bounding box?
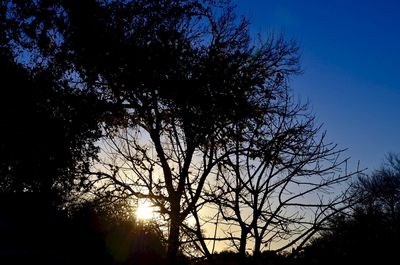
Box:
[0,194,165,264]
[0,1,397,265]
[296,154,400,265]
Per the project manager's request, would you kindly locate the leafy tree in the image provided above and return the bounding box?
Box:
[0,59,103,202]
[0,191,166,264]
[64,199,166,265]
[0,1,104,206]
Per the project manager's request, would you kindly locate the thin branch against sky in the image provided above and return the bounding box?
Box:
[235,0,400,171]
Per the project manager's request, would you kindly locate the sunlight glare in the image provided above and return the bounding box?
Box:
[136,199,155,220]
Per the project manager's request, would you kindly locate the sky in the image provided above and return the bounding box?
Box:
[235,0,400,173]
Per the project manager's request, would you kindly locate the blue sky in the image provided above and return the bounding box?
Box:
[235,0,400,172]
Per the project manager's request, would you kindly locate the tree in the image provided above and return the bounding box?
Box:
[0,58,103,203]
[42,1,300,262]
[0,1,105,206]
[3,1,345,264]
[207,88,361,261]
[296,153,400,265]
[353,153,400,218]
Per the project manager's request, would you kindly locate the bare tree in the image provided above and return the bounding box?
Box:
[354,153,400,219]
[209,89,362,259]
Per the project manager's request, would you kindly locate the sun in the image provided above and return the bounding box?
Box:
[136,199,155,220]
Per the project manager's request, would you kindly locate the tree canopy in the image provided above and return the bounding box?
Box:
[1,1,366,264]
[0,21,103,205]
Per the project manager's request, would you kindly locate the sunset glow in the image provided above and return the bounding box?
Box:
[135,199,155,220]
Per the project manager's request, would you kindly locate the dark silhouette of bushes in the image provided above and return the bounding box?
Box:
[296,211,398,265]
[0,194,166,265]
[296,154,400,265]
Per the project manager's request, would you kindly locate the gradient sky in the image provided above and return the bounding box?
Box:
[235,0,400,172]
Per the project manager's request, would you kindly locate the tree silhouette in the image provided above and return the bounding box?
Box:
[1,0,114,206]
[207,89,360,261]
[3,1,301,262]
[0,53,103,205]
[79,4,300,263]
[297,153,400,265]
[1,1,370,264]
[353,153,400,218]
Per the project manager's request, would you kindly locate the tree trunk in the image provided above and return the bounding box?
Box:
[167,194,182,265]
[238,230,248,264]
[166,213,181,264]
[253,237,262,262]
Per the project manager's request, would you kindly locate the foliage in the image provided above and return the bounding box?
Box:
[18,0,301,262]
[66,200,167,265]
[0,51,104,205]
[297,210,399,265]
[0,193,166,264]
[0,1,374,264]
